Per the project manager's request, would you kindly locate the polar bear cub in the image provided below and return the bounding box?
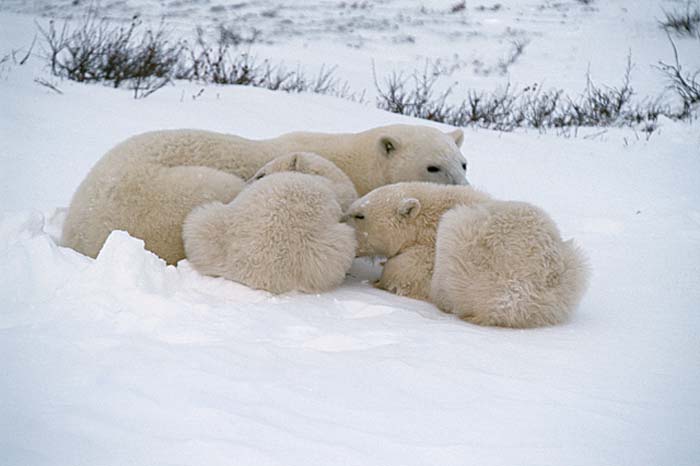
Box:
[430,201,589,328]
[249,152,358,211]
[182,153,356,294]
[345,182,589,328]
[346,182,491,301]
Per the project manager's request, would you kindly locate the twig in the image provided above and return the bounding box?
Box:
[34,77,63,94]
[19,34,37,65]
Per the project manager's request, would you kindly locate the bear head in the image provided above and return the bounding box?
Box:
[250,152,358,211]
[365,124,468,188]
[343,183,428,258]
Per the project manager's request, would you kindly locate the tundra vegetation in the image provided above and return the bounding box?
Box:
[21,7,699,133]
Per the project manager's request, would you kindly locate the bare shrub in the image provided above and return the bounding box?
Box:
[660,1,700,37]
[374,71,411,114]
[217,24,260,47]
[375,62,454,122]
[182,30,364,101]
[657,35,700,118]
[497,39,529,75]
[37,12,182,98]
[375,54,675,132]
[34,77,63,94]
[475,4,503,12]
[36,15,363,101]
[456,86,521,130]
[31,15,695,129]
[0,35,36,70]
[557,56,634,127]
[450,1,466,13]
[519,84,563,129]
[183,29,262,85]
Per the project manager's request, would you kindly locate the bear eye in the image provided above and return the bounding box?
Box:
[255,173,265,180]
[427,165,441,173]
[461,163,467,170]
[353,214,365,220]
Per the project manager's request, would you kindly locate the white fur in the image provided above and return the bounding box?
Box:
[62,125,467,263]
[251,152,358,211]
[346,183,589,327]
[431,201,589,328]
[346,182,490,300]
[182,172,356,294]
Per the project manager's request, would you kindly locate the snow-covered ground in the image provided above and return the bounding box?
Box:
[4,0,700,102]
[1,2,700,466]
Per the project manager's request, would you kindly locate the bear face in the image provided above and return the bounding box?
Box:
[344,184,424,258]
[367,125,468,188]
[344,182,490,258]
[249,152,358,211]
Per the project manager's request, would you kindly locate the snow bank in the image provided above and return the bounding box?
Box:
[1,190,698,466]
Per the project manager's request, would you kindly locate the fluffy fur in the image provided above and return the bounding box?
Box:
[345,183,589,328]
[345,182,491,300]
[62,124,467,263]
[430,201,589,328]
[182,172,356,294]
[251,152,358,211]
[62,161,246,265]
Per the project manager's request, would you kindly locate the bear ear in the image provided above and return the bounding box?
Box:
[398,198,421,219]
[250,169,265,182]
[289,153,300,171]
[379,136,399,157]
[447,128,464,148]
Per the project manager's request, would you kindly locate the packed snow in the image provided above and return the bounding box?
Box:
[1,2,699,466]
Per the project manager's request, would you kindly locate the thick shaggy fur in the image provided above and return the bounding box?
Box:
[62,124,467,263]
[345,182,491,300]
[345,183,589,327]
[251,152,358,211]
[62,161,246,265]
[182,172,356,294]
[430,202,589,328]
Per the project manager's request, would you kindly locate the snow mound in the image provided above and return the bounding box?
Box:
[93,230,181,295]
[2,172,699,465]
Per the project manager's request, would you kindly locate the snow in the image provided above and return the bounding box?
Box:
[4,0,700,101]
[1,2,700,466]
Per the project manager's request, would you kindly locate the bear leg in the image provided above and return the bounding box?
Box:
[375,245,435,301]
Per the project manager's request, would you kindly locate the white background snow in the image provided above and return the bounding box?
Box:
[1,1,699,465]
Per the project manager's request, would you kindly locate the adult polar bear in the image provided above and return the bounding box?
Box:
[61,124,467,264]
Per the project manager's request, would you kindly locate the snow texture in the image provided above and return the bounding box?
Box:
[1,2,699,466]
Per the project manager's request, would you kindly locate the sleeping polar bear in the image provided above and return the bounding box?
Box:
[62,125,467,264]
[345,183,589,328]
[249,151,358,212]
[183,153,357,294]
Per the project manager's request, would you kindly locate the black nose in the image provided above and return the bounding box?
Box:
[461,163,467,170]
[427,165,441,173]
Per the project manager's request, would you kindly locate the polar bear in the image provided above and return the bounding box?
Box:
[430,201,589,328]
[182,168,356,294]
[346,182,491,300]
[344,183,589,328]
[249,152,358,211]
[62,124,467,264]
